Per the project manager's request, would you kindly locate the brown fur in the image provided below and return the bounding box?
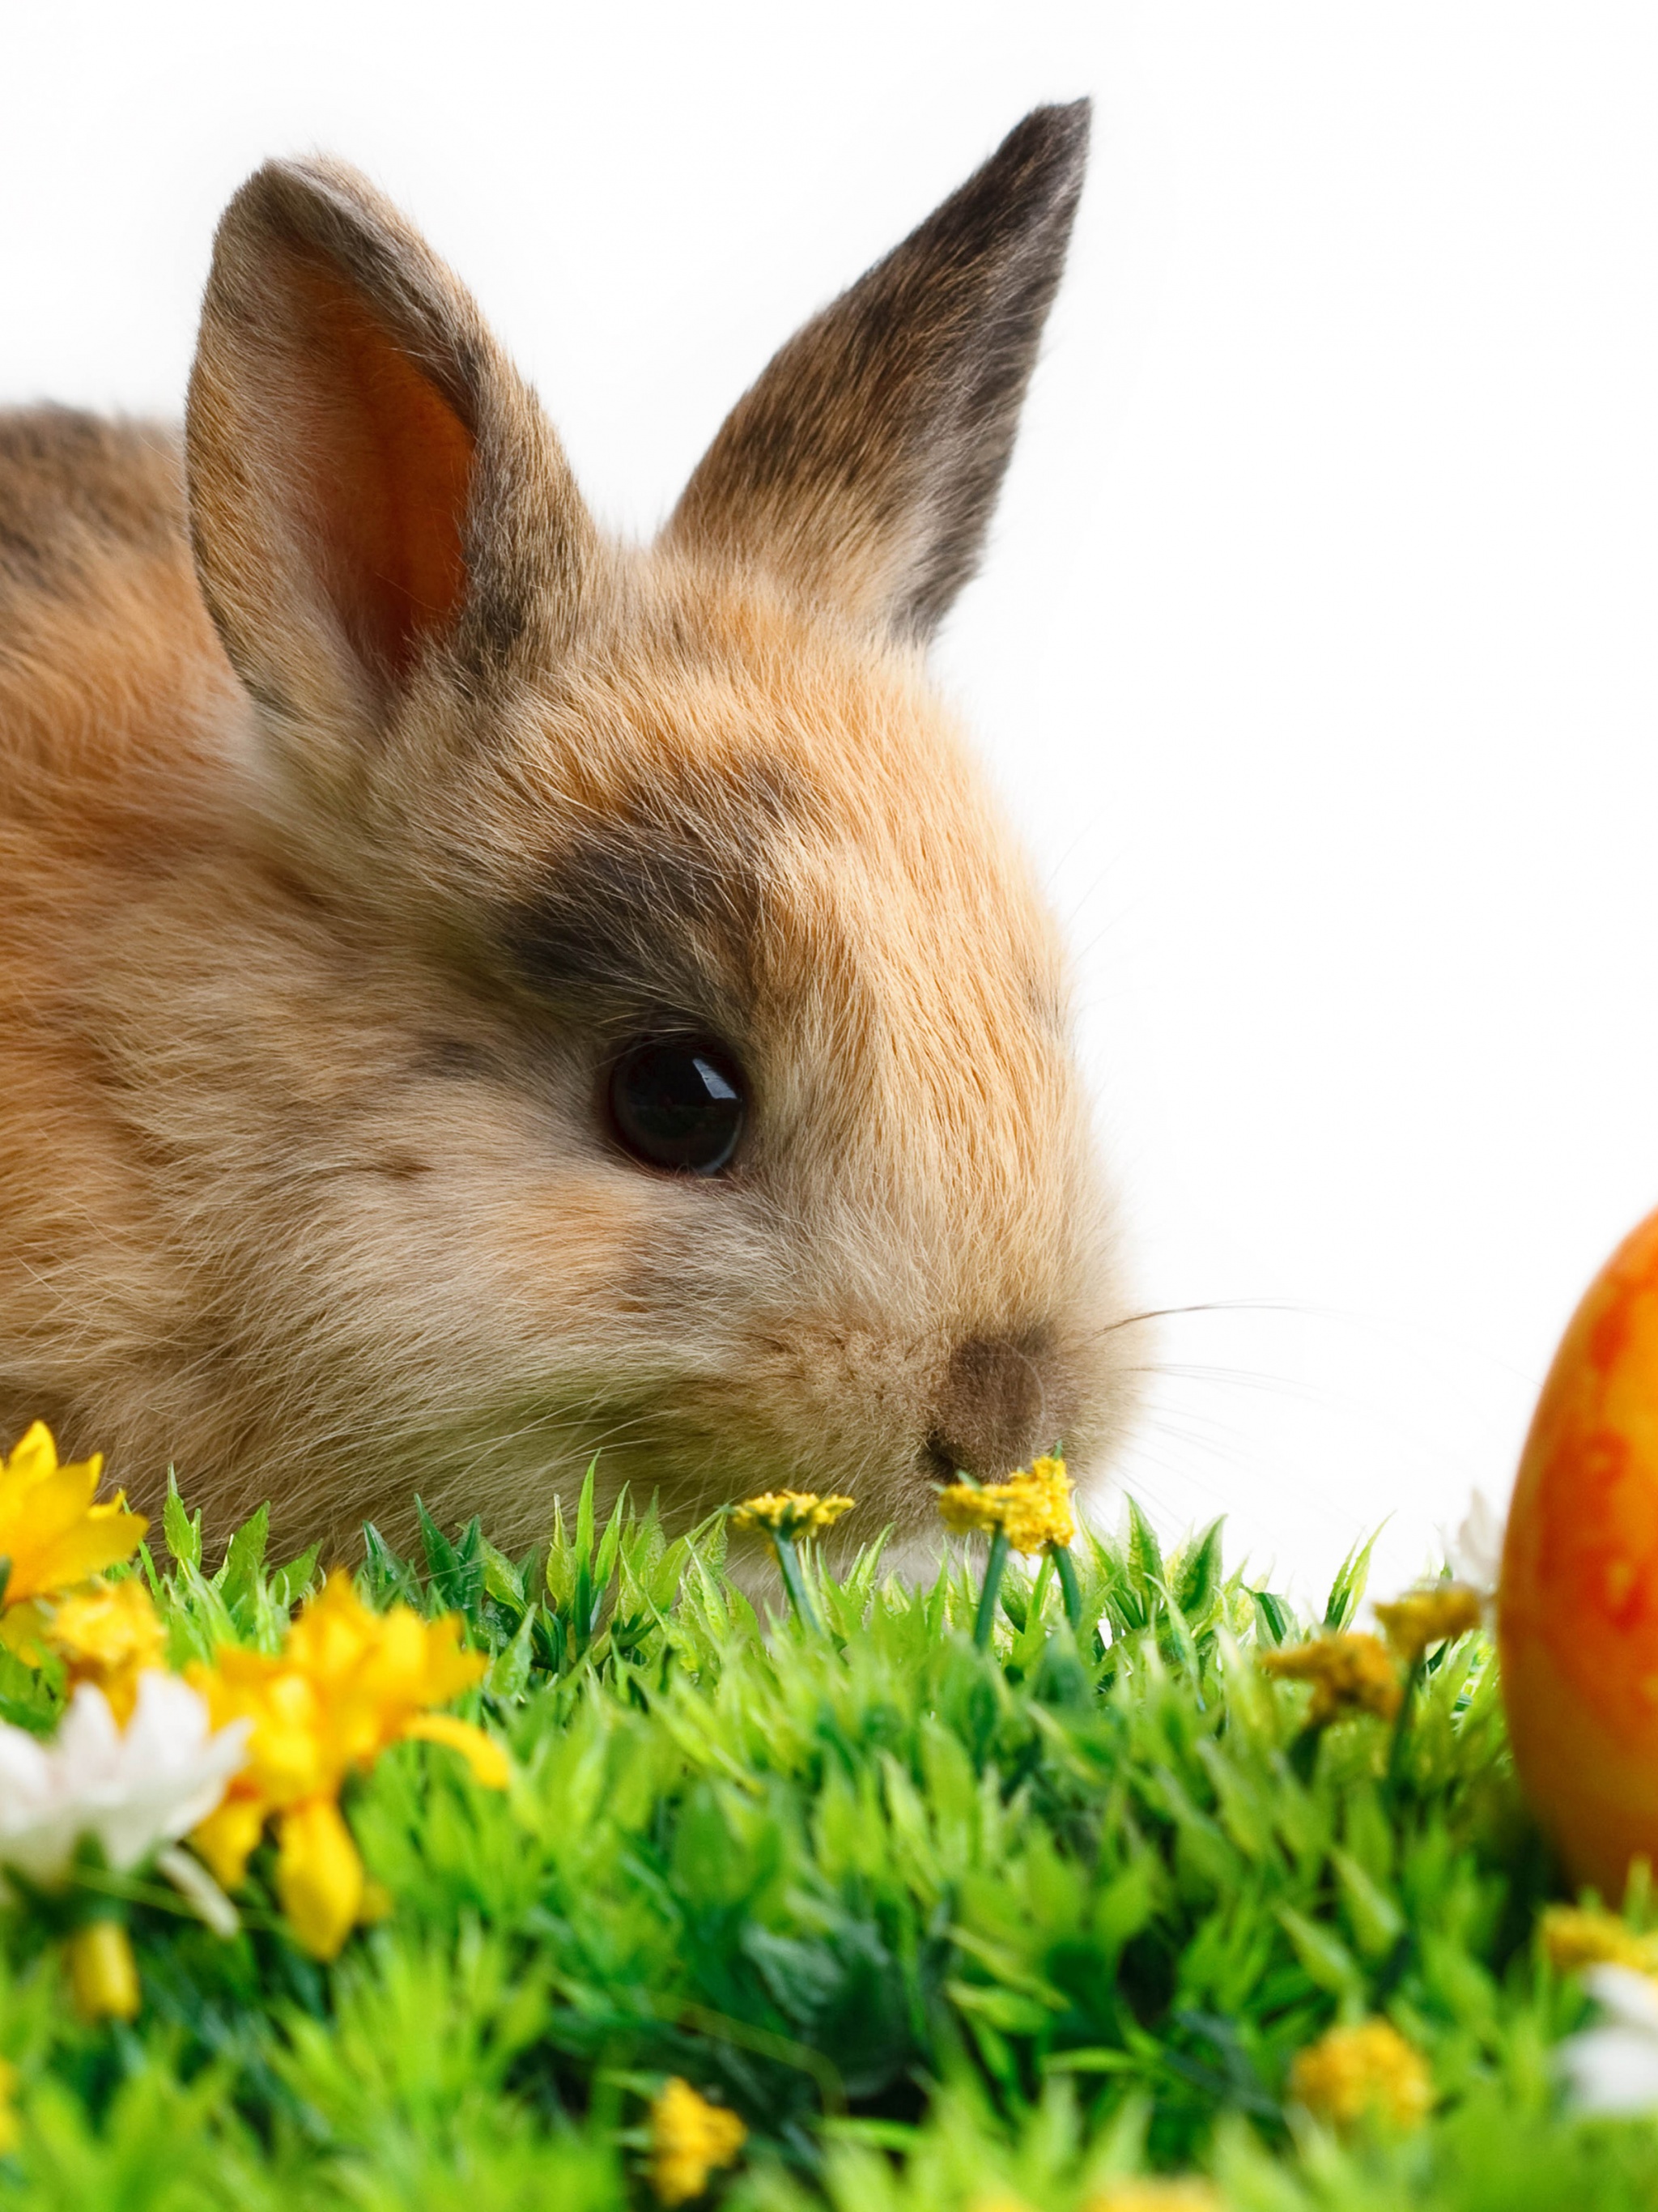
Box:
[0,107,1137,1562]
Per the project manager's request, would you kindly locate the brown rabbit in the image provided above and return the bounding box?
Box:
[0,103,1137,1561]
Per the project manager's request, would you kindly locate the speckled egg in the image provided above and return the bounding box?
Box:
[1500,1205,1658,1899]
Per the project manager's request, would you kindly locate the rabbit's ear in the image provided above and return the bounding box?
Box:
[186,158,593,770]
[665,102,1088,643]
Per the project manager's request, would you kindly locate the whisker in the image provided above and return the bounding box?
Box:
[1097,1300,1310,1337]
[1120,1360,1354,1410]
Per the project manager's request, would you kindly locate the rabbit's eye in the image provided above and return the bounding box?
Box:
[607,1037,746,1176]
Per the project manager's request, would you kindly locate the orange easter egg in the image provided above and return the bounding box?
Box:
[1500,1205,1658,1899]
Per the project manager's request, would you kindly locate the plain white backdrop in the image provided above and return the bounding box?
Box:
[5,2,1656,1601]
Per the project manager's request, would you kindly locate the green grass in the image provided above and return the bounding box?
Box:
[0,1478,1654,2210]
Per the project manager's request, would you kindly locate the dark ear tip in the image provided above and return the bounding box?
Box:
[997,98,1093,184]
[213,155,395,268]
[1021,96,1093,141]
[220,156,328,223]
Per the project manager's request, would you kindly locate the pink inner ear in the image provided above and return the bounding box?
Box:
[283,250,477,680]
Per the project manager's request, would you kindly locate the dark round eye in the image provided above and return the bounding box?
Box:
[607,1037,747,1176]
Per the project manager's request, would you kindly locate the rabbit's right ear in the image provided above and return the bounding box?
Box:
[185,158,593,793]
[665,103,1090,644]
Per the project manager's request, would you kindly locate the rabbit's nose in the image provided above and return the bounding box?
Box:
[926,1334,1061,1482]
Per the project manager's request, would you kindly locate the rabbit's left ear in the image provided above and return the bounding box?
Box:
[185,156,593,790]
[665,102,1089,643]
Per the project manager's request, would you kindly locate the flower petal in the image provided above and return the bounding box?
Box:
[190,1795,268,1892]
[97,1674,249,1870]
[402,1712,510,1789]
[66,1920,140,2022]
[1559,2023,1658,2115]
[275,1798,363,1959]
[156,1843,240,1938]
[0,1422,68,1512]
[1448,1487,1506,1595]
[1584,1963,1658,2034]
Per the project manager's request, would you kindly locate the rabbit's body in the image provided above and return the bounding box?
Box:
[0,108,1137,1559]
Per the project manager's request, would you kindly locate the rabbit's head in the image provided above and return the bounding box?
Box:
[179,104,1137,1554]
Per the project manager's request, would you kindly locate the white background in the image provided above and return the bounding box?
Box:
[5,3,1656,1603]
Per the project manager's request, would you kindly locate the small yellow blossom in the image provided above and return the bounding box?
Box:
[45,1579,166,1724]
[1372,1584,1484,1664]
[937,1455,1076,1555]
[188,1572,505,1959]
[937,1484,1002,1537]
[66,1921,141,2023]
[1002,1456,1076,1553]
[401,1710,511,1786]
[1290,2018,1432,2129]
[1083,2184,1226,2212]
[1259,1633,1402,1725]
[0,1423,147,1610]
[1541,1904,1658,1978]
[0,2057,17,2154]
[730,1492,855,1541]
[275,1795,364,1962]
[649,2077,747,2205]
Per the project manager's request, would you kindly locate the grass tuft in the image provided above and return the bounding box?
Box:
[1,1487,1654,2207]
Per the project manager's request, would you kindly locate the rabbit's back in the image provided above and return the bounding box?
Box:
[0,407,181,591]
[0,408,249,1482]
[0,409,237,833]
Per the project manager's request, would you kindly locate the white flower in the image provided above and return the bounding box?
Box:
[1446,1488,1505,1598]
[0,1671,246,1889]
[1558,1965,1658,2115]
[155,1843,240,1938]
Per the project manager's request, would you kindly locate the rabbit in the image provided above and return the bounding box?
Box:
[0,101,1141,1567]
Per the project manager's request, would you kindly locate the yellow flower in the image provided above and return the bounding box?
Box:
[187,1572,506,1959]
[66,1921,140,2023]
[45,1578,166,1724]
[1084,2184,1226,2212]
[1372,1584,1484,1664]
[0,2056,17,2154]
[937,1455,1076,1555]
[0,1423,147,1608]
[1541,1904,1658,1977]
[730,1492,856,1540]
[1003,1455,1076,1551]
[275,1796,363,1962]
[1258,1633,1402,1725]
[937,1484,1002,1537]
[401,1710,511,1786]
[1289,2018,1432,2129]
[190,1796,264,1896]
[649,2077,746,2205]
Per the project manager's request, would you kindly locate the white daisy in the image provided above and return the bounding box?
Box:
[0,1671,246,1890]
[1446,1487,1505,1599]
[1558,1965,1658,2115]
